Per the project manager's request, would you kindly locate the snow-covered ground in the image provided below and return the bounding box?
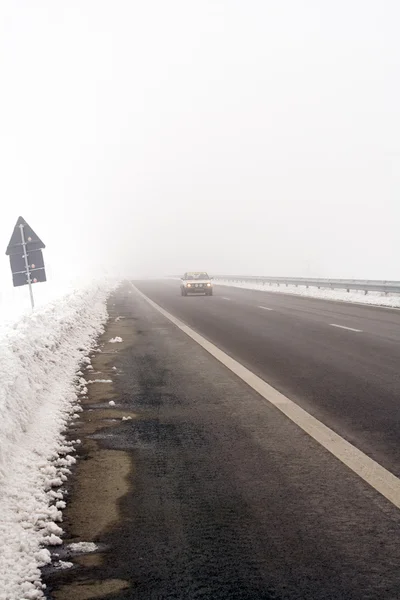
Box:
[0,273,102,331]
[0,282,114,600]
[214,279,400,308]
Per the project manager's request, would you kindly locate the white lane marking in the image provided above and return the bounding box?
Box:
[330,323,363,333]
[221,297,231,301]
[259,305,274,311]
[133,284,400,511]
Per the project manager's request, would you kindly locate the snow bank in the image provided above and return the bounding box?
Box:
[0,282,112,600]
[214,279,400,309]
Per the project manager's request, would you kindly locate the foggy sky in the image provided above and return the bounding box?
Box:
[1,0,400,291]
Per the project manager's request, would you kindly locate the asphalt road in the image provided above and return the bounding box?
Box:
[48,282,400,599]
[134,280,400,479]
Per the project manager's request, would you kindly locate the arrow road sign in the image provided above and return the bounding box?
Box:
[6,216,45,256]
[5,217,47,308]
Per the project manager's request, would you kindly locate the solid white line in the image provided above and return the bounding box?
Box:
[259,305,274,311]
[132,284,400,511]
[330,323,363,333]
[221,297,231,301]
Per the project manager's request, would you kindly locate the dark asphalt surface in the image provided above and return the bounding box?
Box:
[63,282,400,600]
[134,280,400,479]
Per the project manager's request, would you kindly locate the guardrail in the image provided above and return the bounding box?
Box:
[213,276,400,295]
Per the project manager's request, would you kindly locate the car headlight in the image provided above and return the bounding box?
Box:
[187,283,192,287]
[206,283,211,287]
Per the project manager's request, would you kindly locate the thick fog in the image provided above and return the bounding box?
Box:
[1,0,400,293]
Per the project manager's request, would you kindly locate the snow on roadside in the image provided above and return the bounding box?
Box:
[0,282,113,600]
[214,279,400,308]
[68,542,98,554]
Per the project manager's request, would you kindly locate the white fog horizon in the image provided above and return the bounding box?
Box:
[1,0,400,303]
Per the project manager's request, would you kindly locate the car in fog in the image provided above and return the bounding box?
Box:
[181,272,213,296]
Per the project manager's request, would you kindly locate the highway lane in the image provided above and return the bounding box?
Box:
[49,282,400,600]
[134,280,400,479]
[216,284,400,341]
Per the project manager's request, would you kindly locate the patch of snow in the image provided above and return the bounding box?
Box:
[112,366,117,371]
[0,282,113,599]
[109,336,123,343]
[214,279,400,309]
[122,416,132,421]
[87,379,113,384]
[46,534,63,546]
[109,400,116,407]
[68,542,98,554]
[56,560,73,570]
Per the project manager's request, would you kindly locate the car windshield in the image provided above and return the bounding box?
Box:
[185,272,209,280]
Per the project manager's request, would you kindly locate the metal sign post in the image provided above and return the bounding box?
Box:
[19,223,35,310]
